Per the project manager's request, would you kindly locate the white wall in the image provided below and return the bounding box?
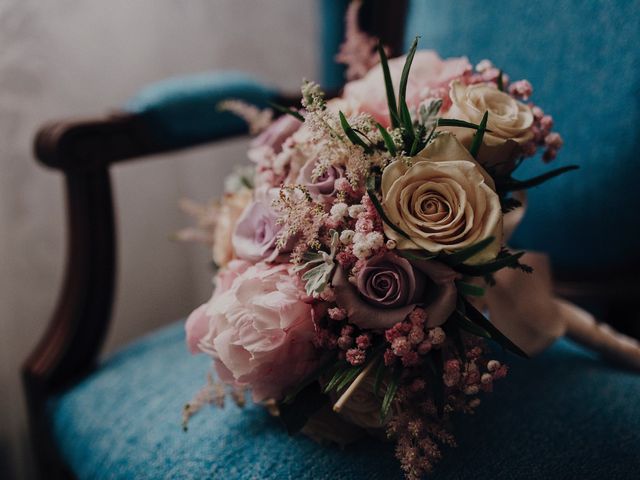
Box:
[0,1,318,478]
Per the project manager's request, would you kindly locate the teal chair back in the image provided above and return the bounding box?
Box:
[128,0,639,271]
[403,0,640,271]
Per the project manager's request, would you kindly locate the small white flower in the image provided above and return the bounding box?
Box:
[366,232,384,250]
[348,204,366,219]
[340,229,355,244]
[330,202,349,221]
[352,243,370,260]
[464,385,480,396]
[428,327,446,345]
[475,59,493,72]
[487,360,501,372]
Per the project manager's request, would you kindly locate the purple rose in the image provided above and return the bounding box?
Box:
[232,200,282,262]
[251,114,302,153]
[296,158,345,202]
[357,253,423,309]
[333,252,459,330]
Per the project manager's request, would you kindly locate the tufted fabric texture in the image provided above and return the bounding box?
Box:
[125,71,277,150]
[49,322,640,480]
[402,0,640,270]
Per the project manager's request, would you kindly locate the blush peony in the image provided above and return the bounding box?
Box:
[343,50,471,126]
[185,261,319,402]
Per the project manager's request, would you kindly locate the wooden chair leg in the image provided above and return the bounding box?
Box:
[22,167,116,479]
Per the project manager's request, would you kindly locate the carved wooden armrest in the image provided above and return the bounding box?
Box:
[21,100,296,475]
[23,89,302,393]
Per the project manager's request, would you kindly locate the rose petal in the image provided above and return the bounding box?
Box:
[334,266,417,330]
[410,260,460,327]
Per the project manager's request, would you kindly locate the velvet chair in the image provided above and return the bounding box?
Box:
[23,1,640,479]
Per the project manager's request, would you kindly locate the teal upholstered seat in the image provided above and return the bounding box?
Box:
[404,0,640,270]
[125,71,278,149]
[49,323,640,479]
[46,2,640,479]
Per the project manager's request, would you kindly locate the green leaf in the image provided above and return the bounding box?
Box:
[375,122,397,156]
[453,310,492,339]
[335,365,365,392]
[469,111,489,158]
[501,197,522,213]
[397,249,438,262]
[497,70,504,91]
[436,118,492,132]
[380,372,399,421]
[409,129,421,156]
[339,111,370,151]
[440,236,495,266]
[419,99,443,127]
[377,42,401,129]
[300,261,334,296]
[456,281,485,297]
[300,262,326,281]
[268,101,304,122]
[373,357,387,396]
[497,166,579,192]
[323,363,350,393]
[462,298,529,358]
[399,101,415,146]
[240,175,253,190]
[455,251,526,276]
[366,175,411,240]
[398,36,419,121]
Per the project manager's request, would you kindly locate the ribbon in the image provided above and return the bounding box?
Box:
[483,192,640,369]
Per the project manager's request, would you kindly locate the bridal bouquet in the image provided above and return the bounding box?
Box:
[180,35,581,478]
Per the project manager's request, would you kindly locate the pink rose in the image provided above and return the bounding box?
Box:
[232,200,282,262]
[343,50,471,126]
[186,262,319,402]
[250,114,302,154]
[296,158,346,203]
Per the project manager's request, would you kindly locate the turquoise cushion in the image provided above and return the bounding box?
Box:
[49,322,640,479]
[125,71,278,150]
[404,0,640,270]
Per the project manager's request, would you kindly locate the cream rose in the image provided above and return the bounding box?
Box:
[381,134,502,264]
[212,188,252,267]
[446,81,534,174]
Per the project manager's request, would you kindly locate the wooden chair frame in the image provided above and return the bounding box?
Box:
[21,1,638,477]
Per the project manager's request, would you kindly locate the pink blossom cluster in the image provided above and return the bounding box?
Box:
[387,338,507,480]
[383,308,445,367]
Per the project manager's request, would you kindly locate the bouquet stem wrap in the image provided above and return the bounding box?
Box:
[486,192,640,369]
